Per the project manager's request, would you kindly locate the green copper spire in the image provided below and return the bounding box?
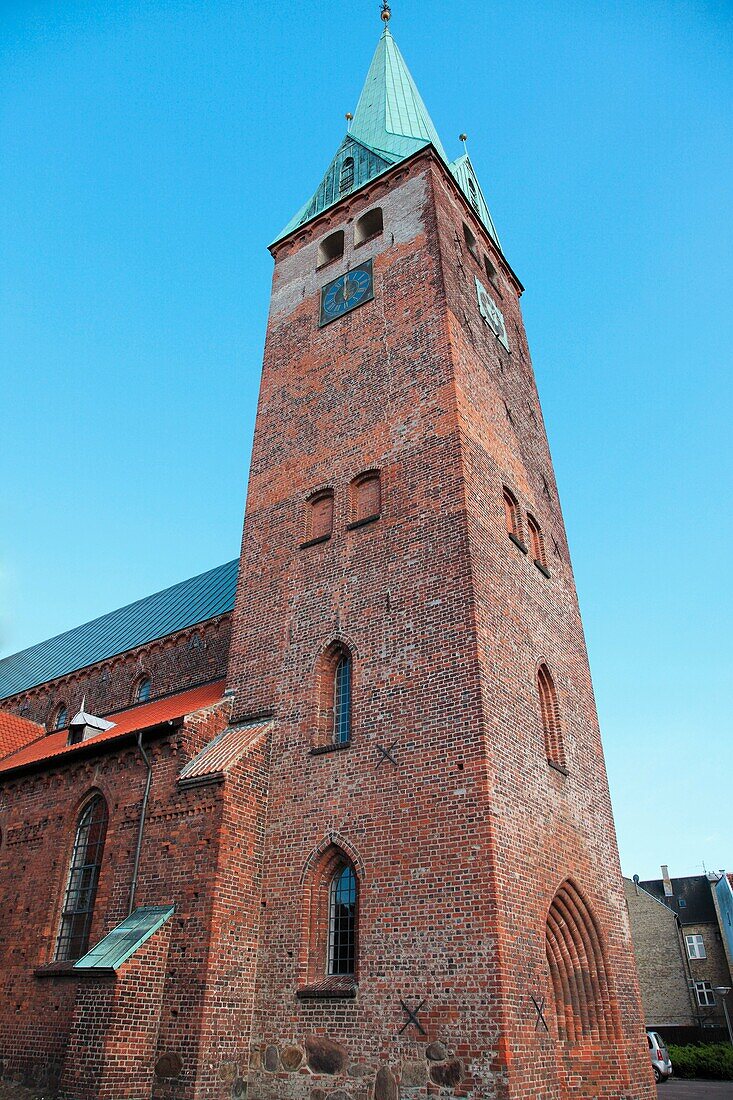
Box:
[273,19,500,249]
[349,26,448,164]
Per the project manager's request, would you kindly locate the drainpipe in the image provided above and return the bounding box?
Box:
[128,730,153,916]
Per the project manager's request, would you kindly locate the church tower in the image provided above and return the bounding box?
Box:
[226,9,653,1098]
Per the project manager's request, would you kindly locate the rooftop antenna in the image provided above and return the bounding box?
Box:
[381,1,391,23]
[459,133,469,156]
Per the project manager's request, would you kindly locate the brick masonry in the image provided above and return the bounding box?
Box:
[0,147,656,1099]
[226,148,655,1099]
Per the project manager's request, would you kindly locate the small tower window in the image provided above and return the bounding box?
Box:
[502,487,524,549]
[355,208,383,246]
[484,255,500,290]
[350,470,381,525]
[133,676,151,704]
[463,223,479,261]
[317,230,344,269]
[328,863,357,975]
[527,513,549,575]
[55,794,108,961]
[52,703,68,731]
[333,655,352,744]
[339,157,355,195]
[306,490,334,544]
[537,663,565,770]
[467,177,480,215]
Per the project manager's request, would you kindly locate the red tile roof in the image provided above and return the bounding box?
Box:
[0,711,45,761]
[178,720,270,785]
[0,680,226,776]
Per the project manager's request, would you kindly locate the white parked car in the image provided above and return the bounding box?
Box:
[647,1030,673,1083]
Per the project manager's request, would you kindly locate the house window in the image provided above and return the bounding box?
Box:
[134,676,151,704]
[686,934,706,959]
[350,471,381,525]
[503,487,524,548]
[318,229,345,269]
[333,655,352,744]
[694,981,716,1007]
[538,663,565,770]
[527,513,549,575]
[306,490,334,543]
[328,863,357,975]
[463,223,479,262]
[355,207,383,246]
[52,703,68,731]
[55,794,108,961]
[339,157,355,195]
[678,898,687,908]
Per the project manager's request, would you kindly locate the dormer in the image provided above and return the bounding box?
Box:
[67,703,115,747]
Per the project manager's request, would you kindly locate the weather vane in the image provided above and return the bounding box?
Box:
[381,1,392,23]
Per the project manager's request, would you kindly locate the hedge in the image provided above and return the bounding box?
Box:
[667,1042,733,1080]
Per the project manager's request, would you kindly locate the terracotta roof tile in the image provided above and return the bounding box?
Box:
[0,711,45,761]
[0,680,226,776]
[178,720,270,785]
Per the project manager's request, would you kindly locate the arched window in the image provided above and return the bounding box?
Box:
[339,157,354,195]
[527,513,548,574]
[355,207,383,246]
[133,676,151,704]
[52,703,68,731]
[328,863,357,975]
[537,663,565,769]
[546,881,616,1042]
[484,255,500,290]
[502,487,524,548]
[463,222,479,261]
[350,470,381,526]
[333,655,351,744]
[317,229,344,269]
[306,489,334,544]
[55,794,108,961]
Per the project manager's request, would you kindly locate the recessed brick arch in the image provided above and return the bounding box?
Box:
[545,879,618,1043]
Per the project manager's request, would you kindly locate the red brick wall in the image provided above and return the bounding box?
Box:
[0,701,238,1097]
[225,149,654,1099]
[1,615,231,731]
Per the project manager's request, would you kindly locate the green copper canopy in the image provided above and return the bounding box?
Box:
[274,26,500,249]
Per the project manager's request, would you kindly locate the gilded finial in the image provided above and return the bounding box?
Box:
[381,1,391,23]
[345,112,353,131]
[459,133,469,154]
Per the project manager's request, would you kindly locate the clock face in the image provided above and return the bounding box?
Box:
[320,260,374,326]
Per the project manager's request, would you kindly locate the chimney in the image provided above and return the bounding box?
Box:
[661,864,674,897]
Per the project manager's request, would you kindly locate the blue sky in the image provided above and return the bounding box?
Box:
[1,0,731,880]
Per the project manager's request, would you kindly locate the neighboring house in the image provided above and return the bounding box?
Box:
[625,866,733,1042]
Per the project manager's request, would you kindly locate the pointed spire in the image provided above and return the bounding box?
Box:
[349,24,448,163]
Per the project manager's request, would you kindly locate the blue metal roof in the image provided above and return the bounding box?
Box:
[0,560,238,700]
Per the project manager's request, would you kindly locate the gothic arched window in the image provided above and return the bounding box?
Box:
[467,177,480,214]
[52,703,68,731]
[528,513,548,574]
[339,157,355,195]
[503,487,523,548]
[538,663,565,769]
[133,675,151,704]
[55,794,108,961]
[328,863,357,975]
[333,655,352,744]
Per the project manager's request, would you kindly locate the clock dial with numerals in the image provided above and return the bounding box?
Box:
[320,260,374,326]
